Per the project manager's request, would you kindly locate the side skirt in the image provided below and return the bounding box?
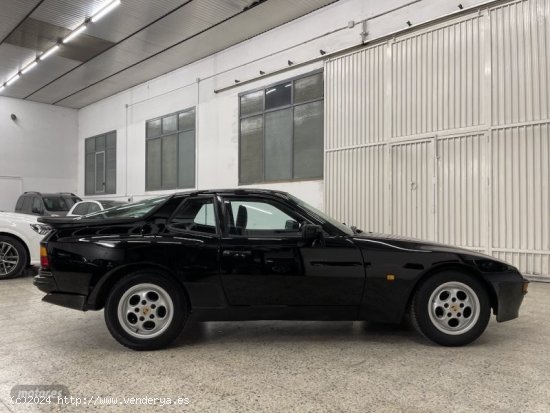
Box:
[190,305,361,322]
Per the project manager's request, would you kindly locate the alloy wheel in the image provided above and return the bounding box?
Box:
[428,281,481,335]
[117,283,174,339]
[0,242,20,277]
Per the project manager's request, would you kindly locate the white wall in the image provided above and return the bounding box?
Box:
[0,96,78,210]
[77,0,493,209]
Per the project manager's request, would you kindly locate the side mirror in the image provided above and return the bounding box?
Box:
[285,219,300,231]
[301,223,323,242]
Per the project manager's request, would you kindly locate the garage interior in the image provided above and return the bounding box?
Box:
[1,0,549,411]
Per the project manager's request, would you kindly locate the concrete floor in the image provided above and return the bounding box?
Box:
[0,276,549,413]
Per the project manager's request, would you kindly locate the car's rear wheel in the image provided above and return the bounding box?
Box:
[0,236,27,280]
[410,271,491,346]
[104,272,188,350]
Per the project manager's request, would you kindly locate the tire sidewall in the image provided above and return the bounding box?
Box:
[105,272,187,350]
[413,271,490,346]
[0,236,28,280]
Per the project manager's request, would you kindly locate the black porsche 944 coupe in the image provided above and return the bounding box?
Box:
[35,189,528,350]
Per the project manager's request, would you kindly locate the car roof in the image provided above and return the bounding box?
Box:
[172,188,291,198]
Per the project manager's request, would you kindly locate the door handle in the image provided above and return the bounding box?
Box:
[223,250,252,259]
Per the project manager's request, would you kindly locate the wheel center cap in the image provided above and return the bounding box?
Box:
[451,304,459,312]
[143,307,150,315]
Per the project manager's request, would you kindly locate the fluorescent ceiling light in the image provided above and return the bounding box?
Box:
[6,74,20,86]
[91,0,121,23]
[21,61,37,74]
[63,25,87,43]
[39,45,59,60]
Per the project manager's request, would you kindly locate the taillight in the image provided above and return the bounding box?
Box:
[40,245,49,269]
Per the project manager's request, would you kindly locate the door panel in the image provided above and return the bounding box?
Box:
[219,197,365,306]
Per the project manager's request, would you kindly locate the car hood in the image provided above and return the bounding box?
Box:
[0,212,38,224]
[351,232,508,264]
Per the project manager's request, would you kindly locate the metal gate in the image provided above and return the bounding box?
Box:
[324,0,550,279]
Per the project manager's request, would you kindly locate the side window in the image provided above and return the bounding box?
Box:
[224,199,302,236]
[72,203,89,215]
[87,203,101,214]
[169,198,217,234]
[21,196,32,213]
[15,197,24,211]
[32,197,43,214]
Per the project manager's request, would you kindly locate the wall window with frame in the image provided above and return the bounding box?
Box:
[85,131,116,195]
[146,108,196,191]
[239,71,324,184]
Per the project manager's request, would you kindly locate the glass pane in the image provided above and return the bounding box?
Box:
[95,135,106,151]
[106,132,116,148]
[73,203,88,215]
[265,108,292,181]
[240,90,264,116]
[227,200,299,235]
[170,198,216,234]
[265,82,291,110]
[85,138,95,153]
[147,119,161,138]
[178,110,195,131]
[162,115,177,133]
[22,196,32,212]
[85,153,95,195]
[95,152,105,193]
[162,134,178,189]
[88,203,101,214]
[293,101,324,179]
[105,147,116,194]
[239,115,263,183]
[294,73,323,103]
[194,203,216,227]
[178,131,195,188]
[43,196,71,212]
[146,139,161,190]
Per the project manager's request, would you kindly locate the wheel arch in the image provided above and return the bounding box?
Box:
[87,262,191,311]
[0,232,31,267]
[406,263,499,316]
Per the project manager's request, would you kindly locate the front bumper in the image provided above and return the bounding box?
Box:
[33,271,88,311]
[482,272,528,322]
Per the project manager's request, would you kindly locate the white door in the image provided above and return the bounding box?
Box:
[0,177,23,212]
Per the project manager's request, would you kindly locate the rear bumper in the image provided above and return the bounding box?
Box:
[34,271,88,311]
[33,271,57,292]
[482,272,528,322]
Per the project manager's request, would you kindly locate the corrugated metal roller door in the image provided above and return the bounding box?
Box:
[324,0,550,279]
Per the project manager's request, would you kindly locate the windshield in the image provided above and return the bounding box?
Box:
[43,196,72,212]
[77,196,169,220]
[289,195,354,236]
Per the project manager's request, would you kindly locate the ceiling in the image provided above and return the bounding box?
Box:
[0,0,337,109]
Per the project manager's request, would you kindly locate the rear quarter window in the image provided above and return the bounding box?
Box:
[21,196,32,212]
[15,197,24,211]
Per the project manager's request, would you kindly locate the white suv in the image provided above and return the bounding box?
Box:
[0,212,50,279]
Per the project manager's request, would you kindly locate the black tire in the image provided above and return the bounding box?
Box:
[410,271,491,346]
[104,272,188,350]
[0,236,28,280]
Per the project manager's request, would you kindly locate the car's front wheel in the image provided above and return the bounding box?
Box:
[0,236,27,280]
[410,271,491,346]
[104,272,188,350]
